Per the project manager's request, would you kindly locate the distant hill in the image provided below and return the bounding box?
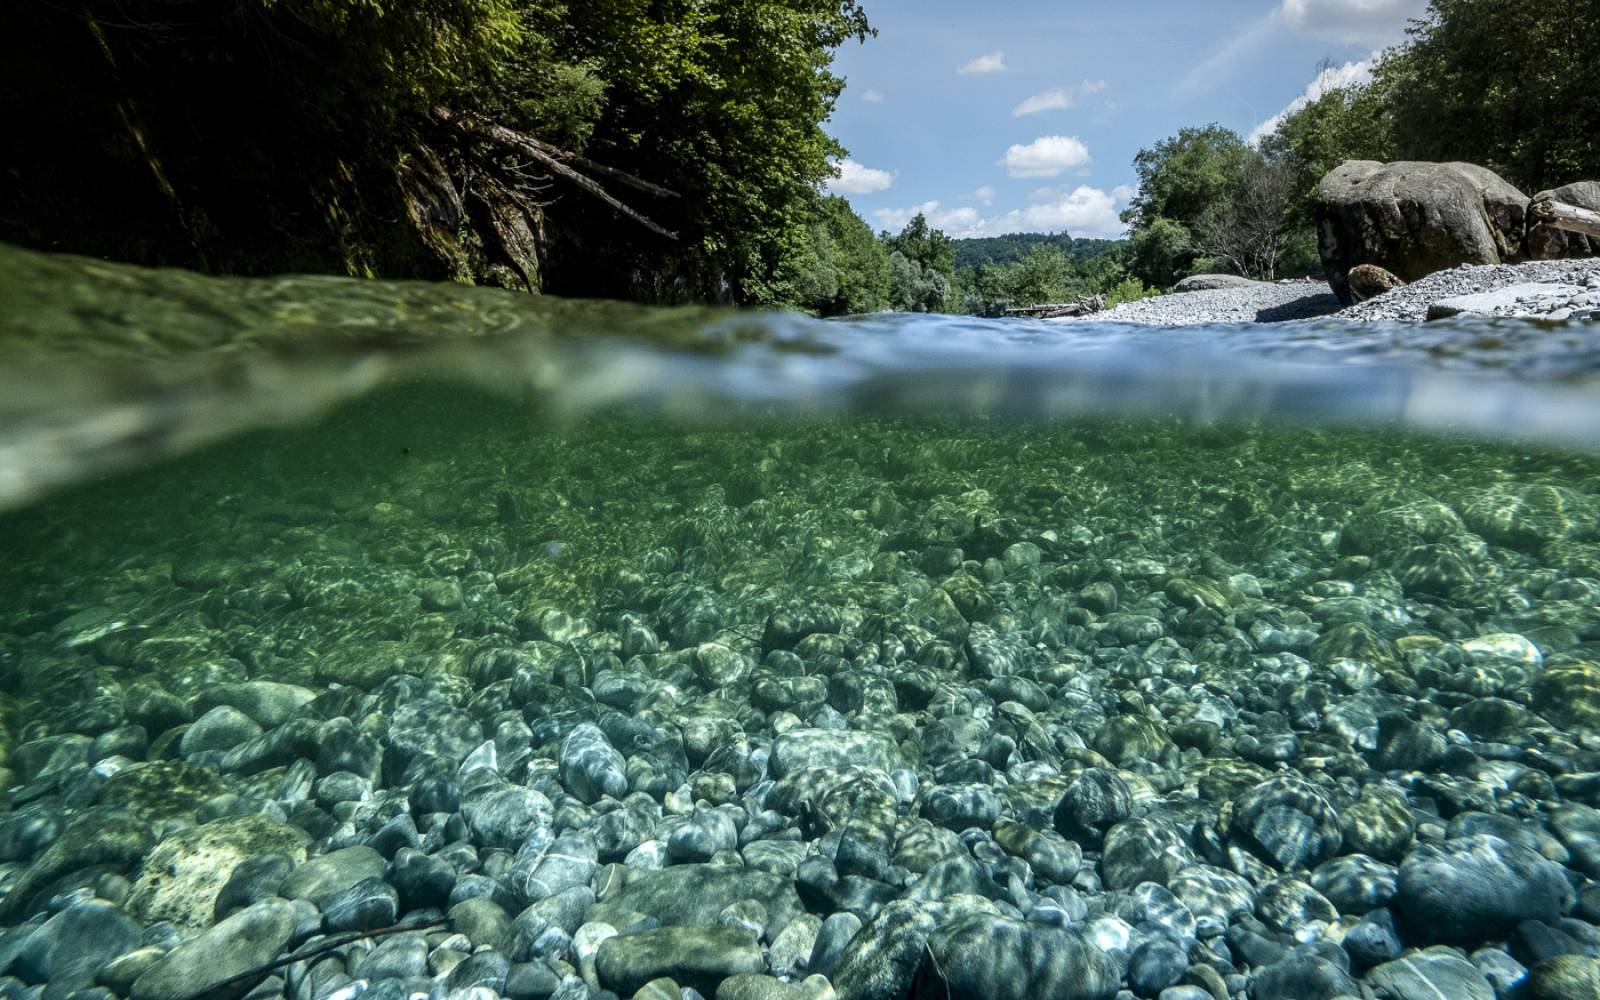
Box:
[951,232,1124,270]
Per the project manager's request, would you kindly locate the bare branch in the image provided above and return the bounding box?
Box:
[436,107,678,241]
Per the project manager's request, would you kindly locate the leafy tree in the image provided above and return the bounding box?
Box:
[1259,76,1397,230]
[886,251,949,313]
[1124,217,1195,289]
[0,0,875,305]
[1120,125,1256,286]
[1375,0,1600,192]
[882,213,956,279]
[953,233,1078,270]
[816,197,892,315]
[749,195,888,315]
[1123,126,1255,233]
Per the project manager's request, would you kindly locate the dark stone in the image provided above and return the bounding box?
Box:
[387,848,456,911]
[321,877,398,933]
[1397,835,1573,944]
[130,900,296,1000]
[213,854,294,921]
[1128,939,1189,998]
[14,900,141,1000]
[1054,768,1131,845]
[1343,909,1404,971]
[595,925,763,997]
[913,914,1119,1000]
[1365,947,1494,1000]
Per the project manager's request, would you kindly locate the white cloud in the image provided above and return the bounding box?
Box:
[872,201,982,235]
[1248,57,1375,143]
[871,186,1129,240]
[1279,0,1427,44]
[958,51,1007,75]
[862,89,886,103]
[998,135,1091,178]
[971,186,996,207]
[825,158,897,195]
[1180,0,1417,95]
[1011,80,1108,117]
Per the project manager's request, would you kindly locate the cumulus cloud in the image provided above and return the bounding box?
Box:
[958,51,1007,75]
[825,158,896,195]
[1011,80,1108,117]
[998,135,1091,178]
[861,89,885,103]
[871,186,1129,240]
[971,186,996,207]
[1279,0,1427,45]
[872,201,982,235]
[1248,57,1374,143]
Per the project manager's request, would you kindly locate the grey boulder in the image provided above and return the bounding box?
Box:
[1316,160,1528,304]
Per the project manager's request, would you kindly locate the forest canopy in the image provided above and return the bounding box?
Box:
[0,0,872,304]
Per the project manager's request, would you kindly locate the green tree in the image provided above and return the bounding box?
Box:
[882,213,956,279]
[0,0,875,304]
[816,197,892,315]
[1125,217,1195,289]
[886,252,949,313]
[1375,0,1600,192]
[1120,125,1256,286]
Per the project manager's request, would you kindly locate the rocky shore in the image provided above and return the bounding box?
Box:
[1075,259,1600,327]
[0,406,1598,1000]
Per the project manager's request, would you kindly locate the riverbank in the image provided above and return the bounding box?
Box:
[1067,259,1600,325]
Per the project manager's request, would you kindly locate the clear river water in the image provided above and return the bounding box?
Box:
[1,242,1599,1000]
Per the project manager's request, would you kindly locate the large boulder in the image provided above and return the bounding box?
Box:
[1527,181,1600,259]
[1316,161,1528,304]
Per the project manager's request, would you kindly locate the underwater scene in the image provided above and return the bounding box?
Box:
[4,245,1600,1000]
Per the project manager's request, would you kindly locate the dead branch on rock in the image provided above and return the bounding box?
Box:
[435,106,678,240]
[1531,198,1600,239]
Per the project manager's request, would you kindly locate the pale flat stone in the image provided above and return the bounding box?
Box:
[1426,282,1585,320]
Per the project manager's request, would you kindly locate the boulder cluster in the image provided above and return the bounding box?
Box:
[1317,162,1600,305]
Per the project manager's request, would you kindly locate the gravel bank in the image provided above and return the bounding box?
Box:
[1066,259,1600,326]
[1072,278,1341,326]
[1338,258,1600,322]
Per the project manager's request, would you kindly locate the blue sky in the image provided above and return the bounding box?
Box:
[823,0,1428,239]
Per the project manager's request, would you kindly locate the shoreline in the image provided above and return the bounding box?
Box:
[1060,259,1600,326]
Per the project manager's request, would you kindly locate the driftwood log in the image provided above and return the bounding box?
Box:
[1005,295,1105,319]
[1531,198,1600,240]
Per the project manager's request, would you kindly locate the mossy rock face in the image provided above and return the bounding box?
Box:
[94,761,227,825]
[127,814,310,932]
[1532,661,1600,733]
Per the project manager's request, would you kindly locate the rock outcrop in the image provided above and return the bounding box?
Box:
[1316,161,1528,304]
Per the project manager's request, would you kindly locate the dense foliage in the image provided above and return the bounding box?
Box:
[1120,0,1599,289]
[0,0,872,304]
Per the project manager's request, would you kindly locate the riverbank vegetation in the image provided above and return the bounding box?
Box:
[6,0,1587,317]
[0,0,872,306]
